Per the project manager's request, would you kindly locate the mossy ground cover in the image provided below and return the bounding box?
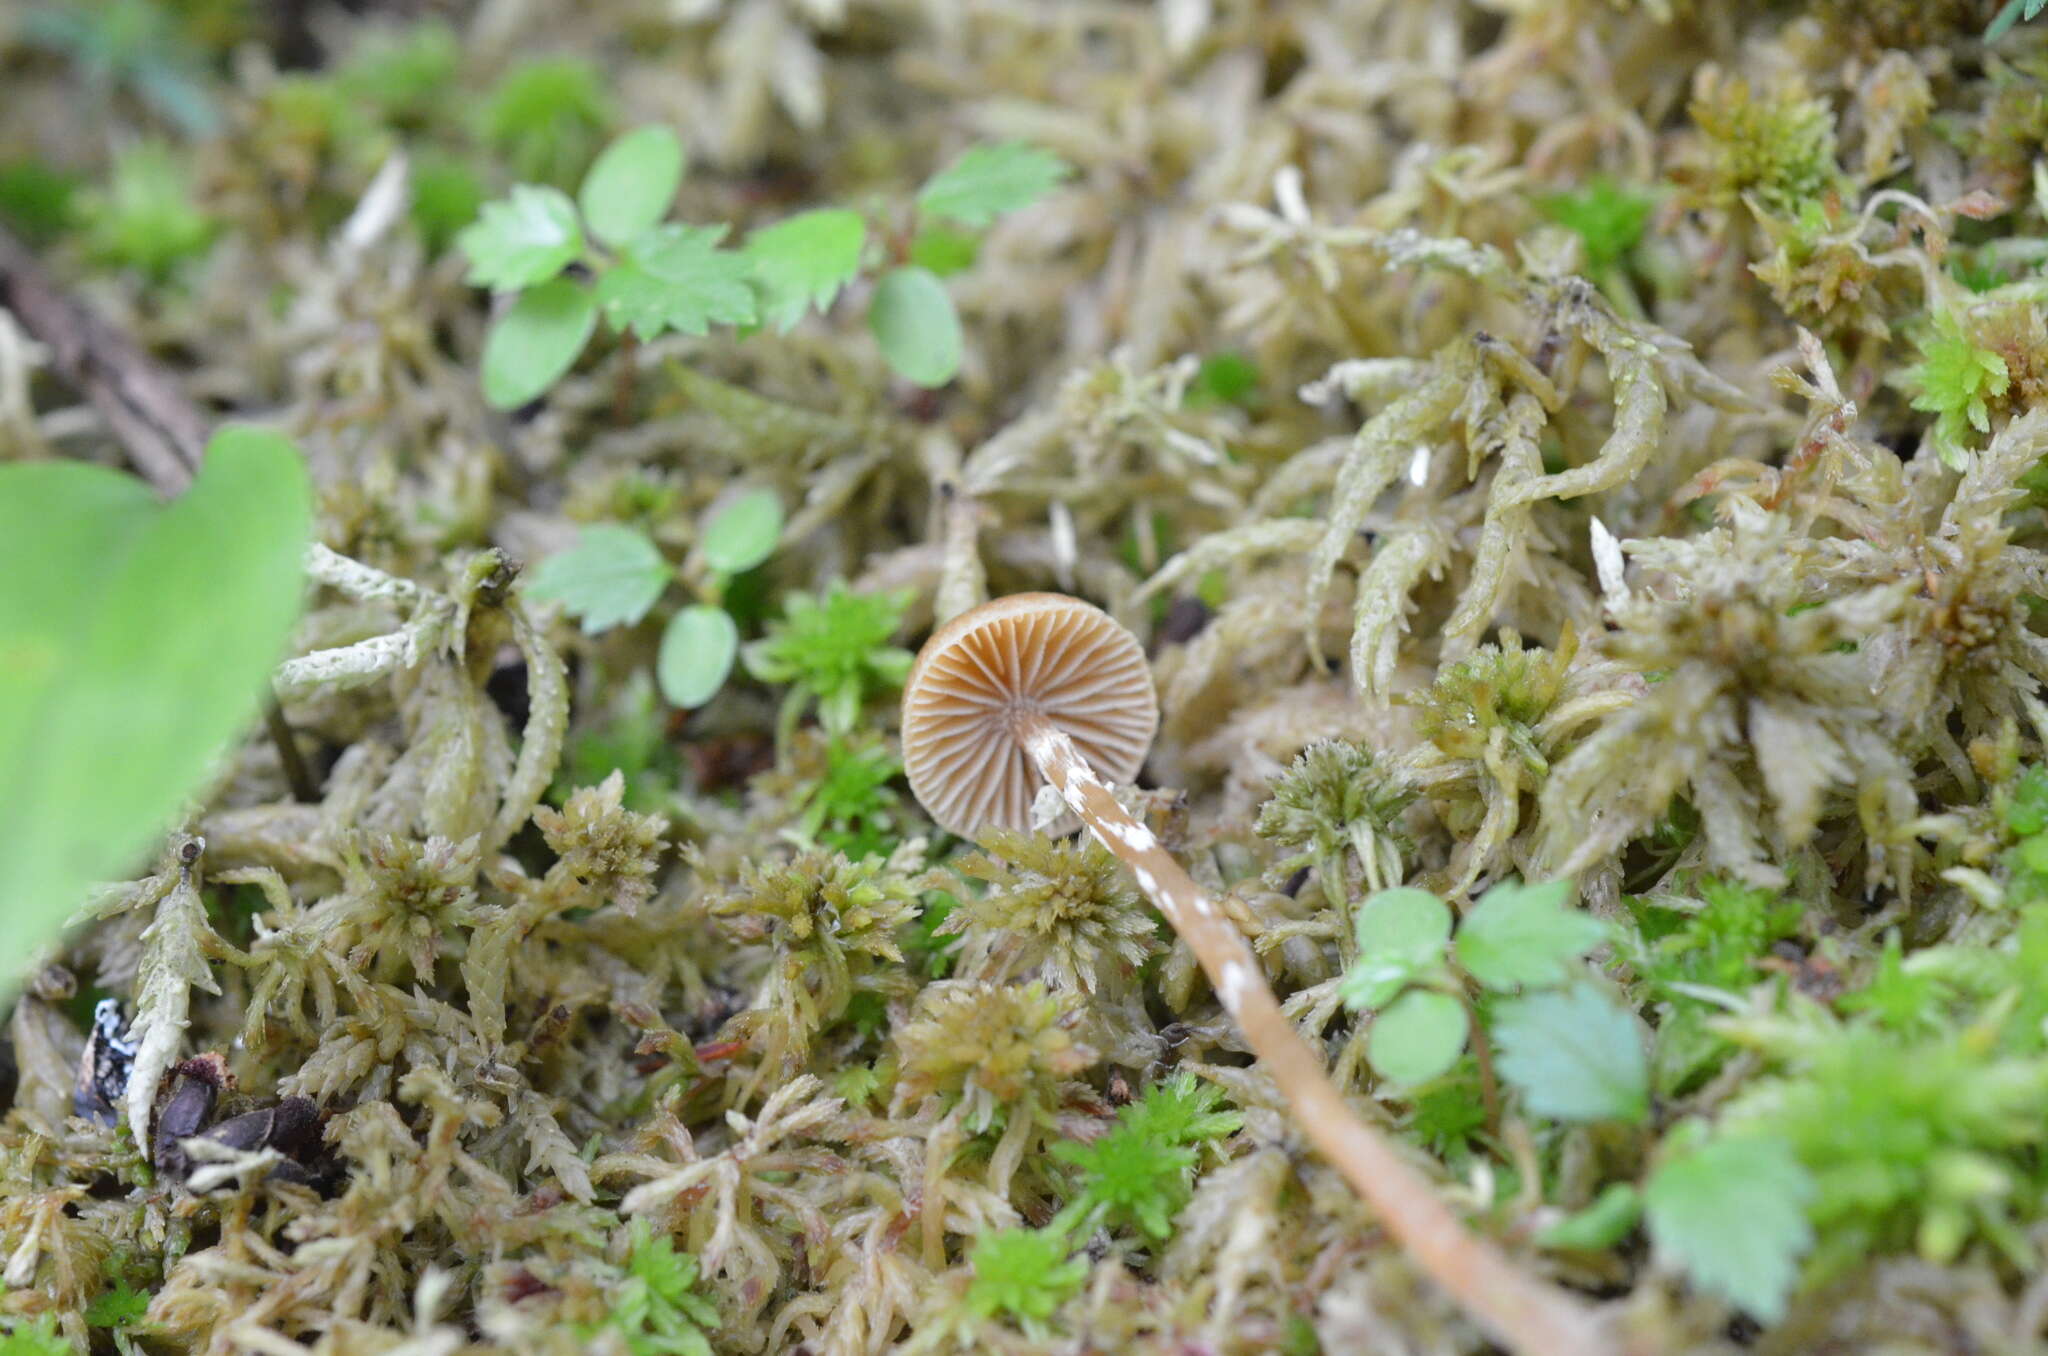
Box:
[3,2,2048,1353]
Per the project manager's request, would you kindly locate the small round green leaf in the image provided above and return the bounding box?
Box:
[699,489,783,575]
[658,605,738,708]
[1357,887,1453,954]
[578,125,684,249]
[1341,886,1456,1011]
[1367,989,1469,1086]
[870,265,962,388]
[481,277,597,410]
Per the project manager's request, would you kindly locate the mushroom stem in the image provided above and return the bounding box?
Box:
[1020,720,1613,1356]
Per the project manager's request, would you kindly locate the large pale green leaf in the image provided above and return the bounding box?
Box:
[0,429,311,978]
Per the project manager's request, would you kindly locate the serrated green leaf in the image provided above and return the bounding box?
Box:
[659,606,738,708]
[481,277,598,409]
[0,430,310,988]
[598,224,757,340]
[1456,878,1607,992]
[1339,887,1453,1010]
[870,266,963,388]
[1367,988,1469,1085]
[916,141,1071,227]
[1494,984,1648,1123]
[578,124,684,248]
[457,183,583,291]
[1646,1134,1814,1322]
[84,1281,151,1329]
[700,489,782,575]
[524,525,672,634]
[744,208,866,332]
[1536,1183,1643,1251]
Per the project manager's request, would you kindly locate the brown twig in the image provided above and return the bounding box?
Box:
[0,223,202,494]
[0,222,318,803]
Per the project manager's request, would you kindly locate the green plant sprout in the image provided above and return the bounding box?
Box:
[959,1226,1087,1338]
[593,1219,720,1356]
[741,583,914,744]
[0,429,310,992]
[1903,309,2012,468]
[1051,1071,1243,1242]
[1538,176,1656,309]
[77,141,217,281]
[524,486,783,711]
[786,735,905,857]
[1338,879,1642,1121]
[0,160,81,244]
[458,127,1070,407]
[0,1315,71,1356]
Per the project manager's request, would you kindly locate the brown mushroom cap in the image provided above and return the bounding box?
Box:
[901,593,1159,837]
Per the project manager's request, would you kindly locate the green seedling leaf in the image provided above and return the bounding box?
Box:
[84,1281,151,1329]
[1367,988,1469,1086]
[0,429,311,983]
[1536,1183,1643,1251]
[1456,878,1607,991]
[1340,886,1452,1010]
[659,605,739,708]
[700,489,783,575]
[744,208,867,332]
[1184,351,1259,408]
[870,266,962,388]
[579,124,684,248]
[1988,0,2047,41]
[458,183,584,291]
[917,141,1071,227]
[1646,1133,1814,1322]
[599,224,757,340]
[525,525,672,634]
[481,277,598,409]
[1494,984,1649,1123]
[909,225,979,277]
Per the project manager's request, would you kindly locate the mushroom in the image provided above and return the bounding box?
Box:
[902,593,1609,1356]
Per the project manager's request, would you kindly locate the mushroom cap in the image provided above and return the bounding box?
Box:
[901,592,1159,837]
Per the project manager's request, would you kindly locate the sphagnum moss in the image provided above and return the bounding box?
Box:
[5,3,2048,1354]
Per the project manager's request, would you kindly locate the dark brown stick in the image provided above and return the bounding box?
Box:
[0,223,203,495]
[0,222,317,803]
